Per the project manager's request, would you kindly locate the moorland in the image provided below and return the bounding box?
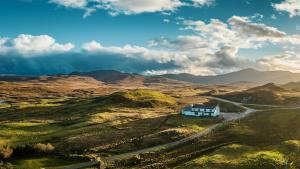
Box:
[0,69,300,169]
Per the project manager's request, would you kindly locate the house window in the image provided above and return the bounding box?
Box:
[194,112,198,115]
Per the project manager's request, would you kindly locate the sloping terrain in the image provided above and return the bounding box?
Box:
[0,88,223,169]
[173,109,300,169]
[218,83,300,105]
[281,81,300,91]
[100,89,176,108]
[70,70,192,88]
[0,75,110,102]
[160,68,300,85]
[115,109,300,169]
[70,70,144,84]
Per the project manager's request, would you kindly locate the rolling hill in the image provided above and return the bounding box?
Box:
[96,89,176,108]
[70,70,142,84]
[281,81,300,91]
[70,70,191,87]
[160,68,300,85]
[218,83,300,105]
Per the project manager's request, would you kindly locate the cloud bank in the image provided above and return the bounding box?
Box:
[49,0,214,17]
[273,0,300,17]
[0,34,74,56]
[1,15,300,76]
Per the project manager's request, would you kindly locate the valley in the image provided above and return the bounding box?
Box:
[0,69,300,169]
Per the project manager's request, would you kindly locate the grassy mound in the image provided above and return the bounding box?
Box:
[101,89,176,108]
[177,147,292,169]
[219,83,300,105]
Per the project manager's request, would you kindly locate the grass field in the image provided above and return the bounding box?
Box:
[9,156,85,169]
[119,108,300,169]
[4,78,297,169]
[0,89,223,168]
[174,108,300,168]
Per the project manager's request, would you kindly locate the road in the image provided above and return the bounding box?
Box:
[59,97,257,169]
[105,96,257,161]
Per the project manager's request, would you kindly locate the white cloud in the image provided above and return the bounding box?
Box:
[0,34,74,56]
[273,0,300,17]
[49,0,214,16]
[82,40,187,64]
[148,15,300,74]
[177,15,300,50]
[190,0,214,6]
[163,19,170,23]
[50,0,87,8]
[257,51,300,73]
[96,0,183,16]
[271,14,277,20]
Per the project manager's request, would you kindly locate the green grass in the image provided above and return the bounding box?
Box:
[176,148,291,169]
[206,99,245,113]
[126,108,300,169]
[166,114,221,131]
[241,104,291,110]
[172,109,300,169]
[9,156,85,169]
[103,89,177,108]
[0,90,179,155]
[0,121,64,145]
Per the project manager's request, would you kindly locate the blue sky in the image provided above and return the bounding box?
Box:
[0,0,300,75]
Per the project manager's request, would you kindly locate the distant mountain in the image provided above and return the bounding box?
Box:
[70,70,189,86]
[70,70,143,84]
[281,81,300,91]
[219,83,300,105]
[0,76,37,82]
[160,68,300,85]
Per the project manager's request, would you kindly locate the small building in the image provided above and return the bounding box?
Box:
[181,104,220,117]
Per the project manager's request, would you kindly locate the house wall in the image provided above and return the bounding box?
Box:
[182,106,220,117]
[213,105,220,117]
[182,110,214,117]
[182,110,194,116]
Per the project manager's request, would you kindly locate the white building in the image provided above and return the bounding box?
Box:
[181,104,220,117]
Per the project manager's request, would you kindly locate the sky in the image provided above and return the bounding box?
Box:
[0,0,300,75]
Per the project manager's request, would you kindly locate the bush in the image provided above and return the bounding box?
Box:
[239,151,293,169]
[33,143,55,154]
[0,145,13,160]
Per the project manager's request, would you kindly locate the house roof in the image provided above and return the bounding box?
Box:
[182,104,217,111]
[191,104,216,109]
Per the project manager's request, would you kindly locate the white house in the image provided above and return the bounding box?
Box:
[181,104,220,117]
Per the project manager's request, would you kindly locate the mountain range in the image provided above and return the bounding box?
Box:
[1,68,300,85]
[159,68,300,85]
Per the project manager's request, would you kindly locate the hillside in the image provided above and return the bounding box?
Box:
[0,75,108,101]
[281,81,300,91]
[160,68,300,85]
[218,83,300,105]
[70,70,143,84]
[97,89,176,108]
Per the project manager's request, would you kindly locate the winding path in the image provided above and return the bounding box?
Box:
[59,97,257,169]
[105,97,257,161]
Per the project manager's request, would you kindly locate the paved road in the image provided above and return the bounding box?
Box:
[60,97,257,169]
[58,96,300,169]
[105,96,257,161]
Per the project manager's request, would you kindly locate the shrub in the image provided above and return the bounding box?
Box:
[0,145,13,160]
[33,143,55,154]
[239,151,293,169]
[118,155,141,167]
